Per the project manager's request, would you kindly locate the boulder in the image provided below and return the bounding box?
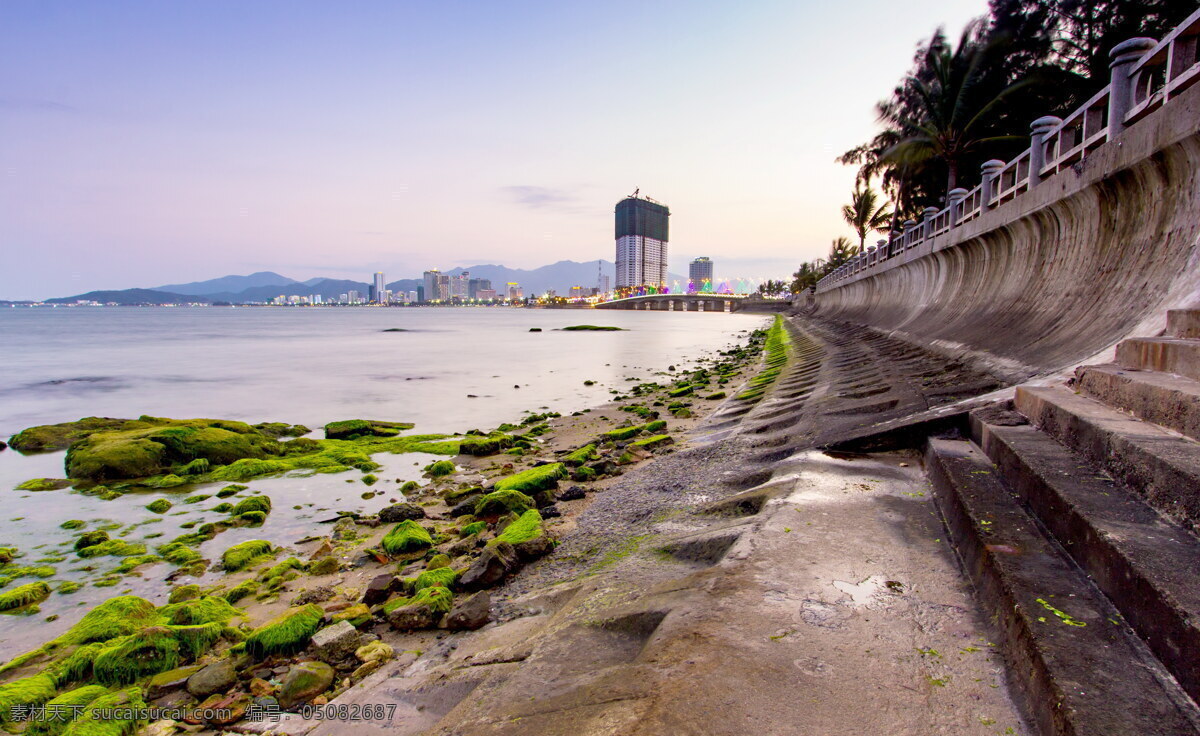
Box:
[278,661,335,710]
[293,584,336,605]
[540,504,562,519]
[361,573,399,606]
[145,664,203,700]
[386,603,439,631]
[198,691,251,726]
[186,658,238,698]
[449,498,477,517]
[459,542,519,590]
[378,502,426,523]
[331,517,358,540]
[556,486,586,502]
[310,621,362,664]
[444,591,491,631]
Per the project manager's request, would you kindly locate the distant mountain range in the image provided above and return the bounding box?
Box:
[41,260,689,305]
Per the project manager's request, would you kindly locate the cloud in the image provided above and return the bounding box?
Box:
[0,98,78,114]
[500,185,579,209]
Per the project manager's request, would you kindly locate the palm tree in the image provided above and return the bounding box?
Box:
[880,21,1031,191]
[841,184,892,253]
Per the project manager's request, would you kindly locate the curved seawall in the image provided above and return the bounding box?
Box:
[815,76,1200,381]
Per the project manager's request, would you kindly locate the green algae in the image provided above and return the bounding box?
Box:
[244,604,323,658]
[492,510,544,547]
[91,627,180,685]
[631,434,673,450]
[0,582,51,612]
[382,521,433,555]
[73,531,109,552]
[459,521,487,537]
[424,460,456,477]
[15,478,71,492]
[737,316,790,402]
[144,499,172,514]
[572,466,598,482]
[0,673,57,722]
[474,489,535,517]
[215,484,246,498]
[113,555,161,573]
[493,463,565,493]
[412,567,456,592]
[57,582,82,595]
[323,419,414,440]
[59,520,85,530]
[76,541,146,559]
[222,579,259,604]
[221,540,275,571]
[182,493,210,503]
[62,686,147,736]
[8,417,155,453]
[563,445,598,466]
[231,495,271,516]
[408,586,453,614]
[24,684,106,736]
[159,596,240,626]
[459,434,514,456]
[601,425,644,442]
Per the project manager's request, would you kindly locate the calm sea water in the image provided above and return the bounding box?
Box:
[0,305,766,656]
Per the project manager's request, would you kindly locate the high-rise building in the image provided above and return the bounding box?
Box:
[599,273,610,295]
[450,272,470,300]
[476,288,497,301]
[615,194,669,289]
[505,283,522,300]
[347,290,361,304]
[371,272,387,303]
[689,257,713,293]
[422,270,440,303]
[468,278,492,299]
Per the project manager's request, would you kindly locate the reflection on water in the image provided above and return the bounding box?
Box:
[0,306,767,657]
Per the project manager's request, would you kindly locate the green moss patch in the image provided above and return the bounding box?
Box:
[76,541,146,559]
[92,627,181,685]
[64,686,147,736]
[492,510,544,547]
[424,460,456,477]
[631,434,673,450]
[15,478,71,492]
[474,489,535,517]
[458,434,514,456]
[145,499,172,514]
[412,567,456,592]
[25,684,106,736]
[324,419,414,440]
[562,445,598,467]
[0,673,57,722]
[382,521,433,555]
[231,495,271,515]
[494,463,565,493]
[8,417,156,453]
[221,540,275,571]
[244,604,323,658]
[0,582,51,612]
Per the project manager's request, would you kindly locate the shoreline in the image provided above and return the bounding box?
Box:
[0,317,775,734]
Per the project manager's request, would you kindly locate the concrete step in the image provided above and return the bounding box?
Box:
[1015,385,1200,529]
[1116,337,1200,382]
[1167,310,1200,339]
[926,438,1200,736]
[1074,363,1200,442]
[970,410,1200,704]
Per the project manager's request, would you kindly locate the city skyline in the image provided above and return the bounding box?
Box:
[0,0,990,301]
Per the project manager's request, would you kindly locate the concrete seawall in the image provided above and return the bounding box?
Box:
[814,79,1200,381]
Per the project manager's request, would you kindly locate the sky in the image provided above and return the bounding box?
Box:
[1,0,989,301]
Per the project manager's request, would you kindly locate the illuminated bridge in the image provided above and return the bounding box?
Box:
[594,293,753,312]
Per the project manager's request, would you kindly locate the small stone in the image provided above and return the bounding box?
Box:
[199,691,250,725]
[378,502,426,523]
[459,541,519,590]
[351,659,383,680]
[307,539,334,560]
[556,486,586,502]
[308,556,339,576]
[186,658,237,698]
[249,677,275,697]
[539,504,562,519]
[146,664,203,700]
[311,621,363,664]
[278,661,335,710]
[355,640,394,664]
[444,591,491,631]
[362,573,398,606]
[293,584,336,605]
[312,695,329,706]
[387,603,439,631]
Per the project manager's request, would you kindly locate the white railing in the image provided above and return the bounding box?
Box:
[815,6,1200,293]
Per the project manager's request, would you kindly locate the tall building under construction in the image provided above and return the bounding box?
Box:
[615,194,670,289]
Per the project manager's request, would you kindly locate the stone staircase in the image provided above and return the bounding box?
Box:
[926,310,1200,735]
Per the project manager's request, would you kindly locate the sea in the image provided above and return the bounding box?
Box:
[0,305,767,657]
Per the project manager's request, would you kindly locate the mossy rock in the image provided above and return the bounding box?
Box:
[458,434,514,456]
[643,420,667,433]
[8,417,154,453]
[59,520,85,530]
[382,521,433,555]
[76,540,146,559]
[245,604,323,658]
[361,473,378,486]
[254,422,310,438]
[424,460,456,477]
[399,480,420,492]
[561,325,623,331]
[167,584,201,604]
[412,566,456,592]
[308,556,339,576]
[330,603,371,627]
[493,463,566,493]
[74,531,110,552]
[491,509,546,548]
[62,686,148,736]
[215,484,247,498]
[223,579,259,604]
[459,521,487,538]
[0,582,51,612]
[145,499,172,514]
[159,596,240,626]
[24,684,106,736]
[601,425,643,442]
[572,466,597,482]
[323,419,413,440]
[221,540,275,571]
[426,553,451,570]
[15,478,70,492]
[92,626,182,685]
[231,495,271,515]
[0,673,57,723]
[668,385,694,398]
[236,510,267,526]
[562,444,598,467]
[631,434,673,451]
[474,490,535,517]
